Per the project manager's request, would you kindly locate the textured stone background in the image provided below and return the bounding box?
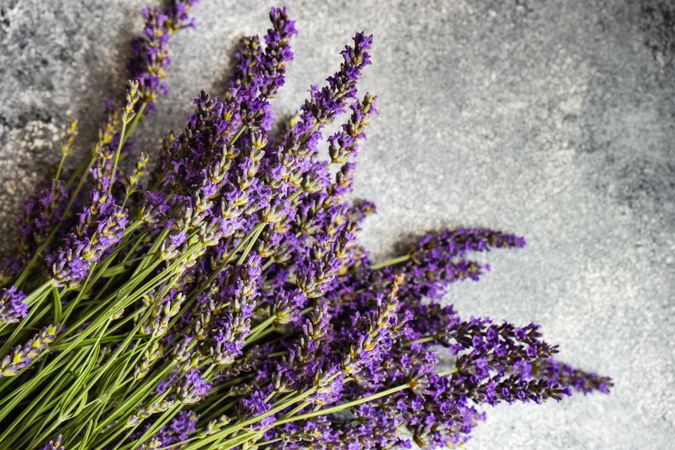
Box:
[0,0,673,448]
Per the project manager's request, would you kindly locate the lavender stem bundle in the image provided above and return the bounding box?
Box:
[0,1,611,449]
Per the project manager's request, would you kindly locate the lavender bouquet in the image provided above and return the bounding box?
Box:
[0,1,611,449]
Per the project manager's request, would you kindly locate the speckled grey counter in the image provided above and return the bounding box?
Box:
[0,0,673,448]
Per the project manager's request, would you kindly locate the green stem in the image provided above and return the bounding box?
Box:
[54,151,68,181]
[369,254,410,270]
[220,432,261,450]
[237,223,265,265]
[126,102,146,138]
[0,350,86,448]
[51,285,63,323]
[245,325,277,346]
[255,437,283,447]
[110,120,128,194]
[244,316,276,345]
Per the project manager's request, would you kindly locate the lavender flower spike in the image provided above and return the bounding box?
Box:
[534,358,613,395]
[260,7,297,98]
[0,286,28,324]
[47,83,138,287]
[0,324,59,377]
[129,0,200,111]
[40,435,64,450]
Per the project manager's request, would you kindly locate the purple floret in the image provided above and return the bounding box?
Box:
[0,286,28,324]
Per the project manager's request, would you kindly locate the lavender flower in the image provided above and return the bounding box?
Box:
[39,435,64,450]
[46,84,141,288]
[178,368,212,404]
[442,319,567,405]
[204,253,262,365]
[139,410,198,449]
[129,0,200,111]
[18,179,69,253]
[263,31,373,197]
[368,227,527,303]
[238,390,275,431]
[534,358,613,395]
[0,286,28,324]
[227,7,296,103]
[260,7,297,98]
[0,324,59,377]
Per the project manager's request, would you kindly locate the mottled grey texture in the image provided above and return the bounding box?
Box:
[0,0,673,448]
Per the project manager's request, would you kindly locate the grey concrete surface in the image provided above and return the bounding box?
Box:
[0,0,673,448]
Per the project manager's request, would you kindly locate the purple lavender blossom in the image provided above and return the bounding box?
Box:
[239,390,275,431]
[206,253,263,365]
[368,227,527,303]
[534,358,613,395]
[129,0,200,111]
[0,286,28,324]
[142,410,198,449]
[39,435,64,450]
[178,368,212,404]
[47,178,128,288]
[261,7,297,98]
[227,7,296,103]
[18,179,69,254]
[0,324,59,377]
[263,31,373,198]
[295,220,358,299]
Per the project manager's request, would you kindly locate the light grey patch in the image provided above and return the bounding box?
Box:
[611,155,675,213]
[568,0,675,249]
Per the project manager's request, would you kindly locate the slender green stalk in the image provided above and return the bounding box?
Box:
[56,319,111,421]
[369,254,410,270]
[245,316,276,344]
[221,432,262,450]
[237,223,266,265]
[255,437,283,447]
[51,334,136,350]
[51,285,63,322]
[93,361,176,436]
[126,102,146,138]
[110,121,129,195]
[244,324,277,346]
[66,292,165,415]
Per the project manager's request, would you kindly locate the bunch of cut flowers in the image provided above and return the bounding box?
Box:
[0,1,611,449]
